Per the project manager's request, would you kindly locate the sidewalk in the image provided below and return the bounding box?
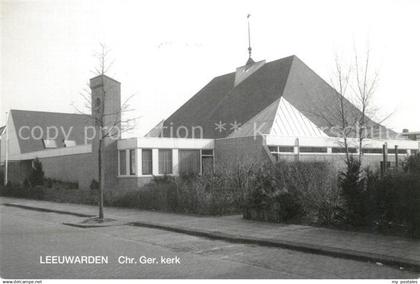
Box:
[2,196,420,271]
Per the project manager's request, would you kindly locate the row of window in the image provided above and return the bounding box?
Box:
[42,139,76,149]
[119,149,214,176]
[269,145,417,155]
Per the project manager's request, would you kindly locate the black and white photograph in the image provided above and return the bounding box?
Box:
[0,0,419,282]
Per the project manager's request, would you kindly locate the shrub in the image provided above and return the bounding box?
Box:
[107,171,244,215]
[29,158,44,187]
[45,178,53,188]
[243,161,340,224]
[0,169,4,186]
[338,156,369,226]
[0,181,29,198]
[273,161,342,225]
[244,161,340,224]
[368,171,420,237]
[404,153,420,176]
[30,185,44,200]
[336,155,420,238]
[110,191,141,208]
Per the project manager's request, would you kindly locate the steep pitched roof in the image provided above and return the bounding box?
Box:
[283,57,396,138]
[160,55,393,139]
[162,55,294,138]
[10,109,93,154]
[227,98,280,138]
[145,119,164,137]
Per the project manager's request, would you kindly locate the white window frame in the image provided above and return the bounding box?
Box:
[157,148,174,175]
[118,149,135,177]
[200,149,214,175]
[177,149,202,175]
[140,148,154,177]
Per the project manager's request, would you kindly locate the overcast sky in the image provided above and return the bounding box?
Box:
[1,0,419,136]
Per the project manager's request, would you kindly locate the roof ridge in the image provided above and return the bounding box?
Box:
[11,109,90,117]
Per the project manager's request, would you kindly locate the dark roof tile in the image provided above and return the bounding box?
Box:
[11,109,93,154]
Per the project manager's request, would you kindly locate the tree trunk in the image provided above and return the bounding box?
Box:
[98,138,104,220]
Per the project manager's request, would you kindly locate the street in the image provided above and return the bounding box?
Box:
[0,204,418,279]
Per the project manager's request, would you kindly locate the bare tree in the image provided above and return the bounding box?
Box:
[352,46,379,162]
[306,46,385,164]
[330,54,353,164]
[73,43,137,220]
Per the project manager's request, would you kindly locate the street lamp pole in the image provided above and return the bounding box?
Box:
[4,112,9,186]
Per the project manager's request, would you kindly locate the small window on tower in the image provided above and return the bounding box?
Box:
[95,97,101,107]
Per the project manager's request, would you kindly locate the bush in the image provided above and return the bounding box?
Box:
[338,156,369,226]
[0,181,29,198]
[0,169,4,186]
[336,154,420,238]
[0,177,91,204]
[274,161,342,224]
[367,171,420,237]
[108,171,245,215]
[404,153,420,175]
[29,158,44,187]
[243,161,340,224]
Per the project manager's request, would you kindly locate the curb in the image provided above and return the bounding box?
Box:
[2,203,95,218]
[63,221,127,228]
[4,201,420,272]
[129,221,420,272]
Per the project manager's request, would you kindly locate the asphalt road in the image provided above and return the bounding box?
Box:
[0,204,418,279]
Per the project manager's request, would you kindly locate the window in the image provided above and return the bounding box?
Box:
[362,148,383,154]
[201,149,214,156]
[269,145,293,161]
[410,149,418,155]
[142,149,152,175]
[269,145,294,153]
[278,146,294,153]
[201,149,214,175]
[95,97,101,107]
[388,148,407,154]
[129,149,136,175]
[43,139,57,149]
[63,140,76,147]
[158,149,172,174]
[332,147,357,153]
[299,147,327,153]
[179,150,200,175]
[119,150,126,175]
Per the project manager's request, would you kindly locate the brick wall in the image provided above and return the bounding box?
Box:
[40,152,98,190]
[214,135,270,171]
[2,160,32,184]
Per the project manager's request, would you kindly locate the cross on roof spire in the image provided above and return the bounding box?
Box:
[246,14,255,65]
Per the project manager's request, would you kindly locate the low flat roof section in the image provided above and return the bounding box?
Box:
[266,135,420,150]
[1,144,92,162]
[118,137,215,150]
